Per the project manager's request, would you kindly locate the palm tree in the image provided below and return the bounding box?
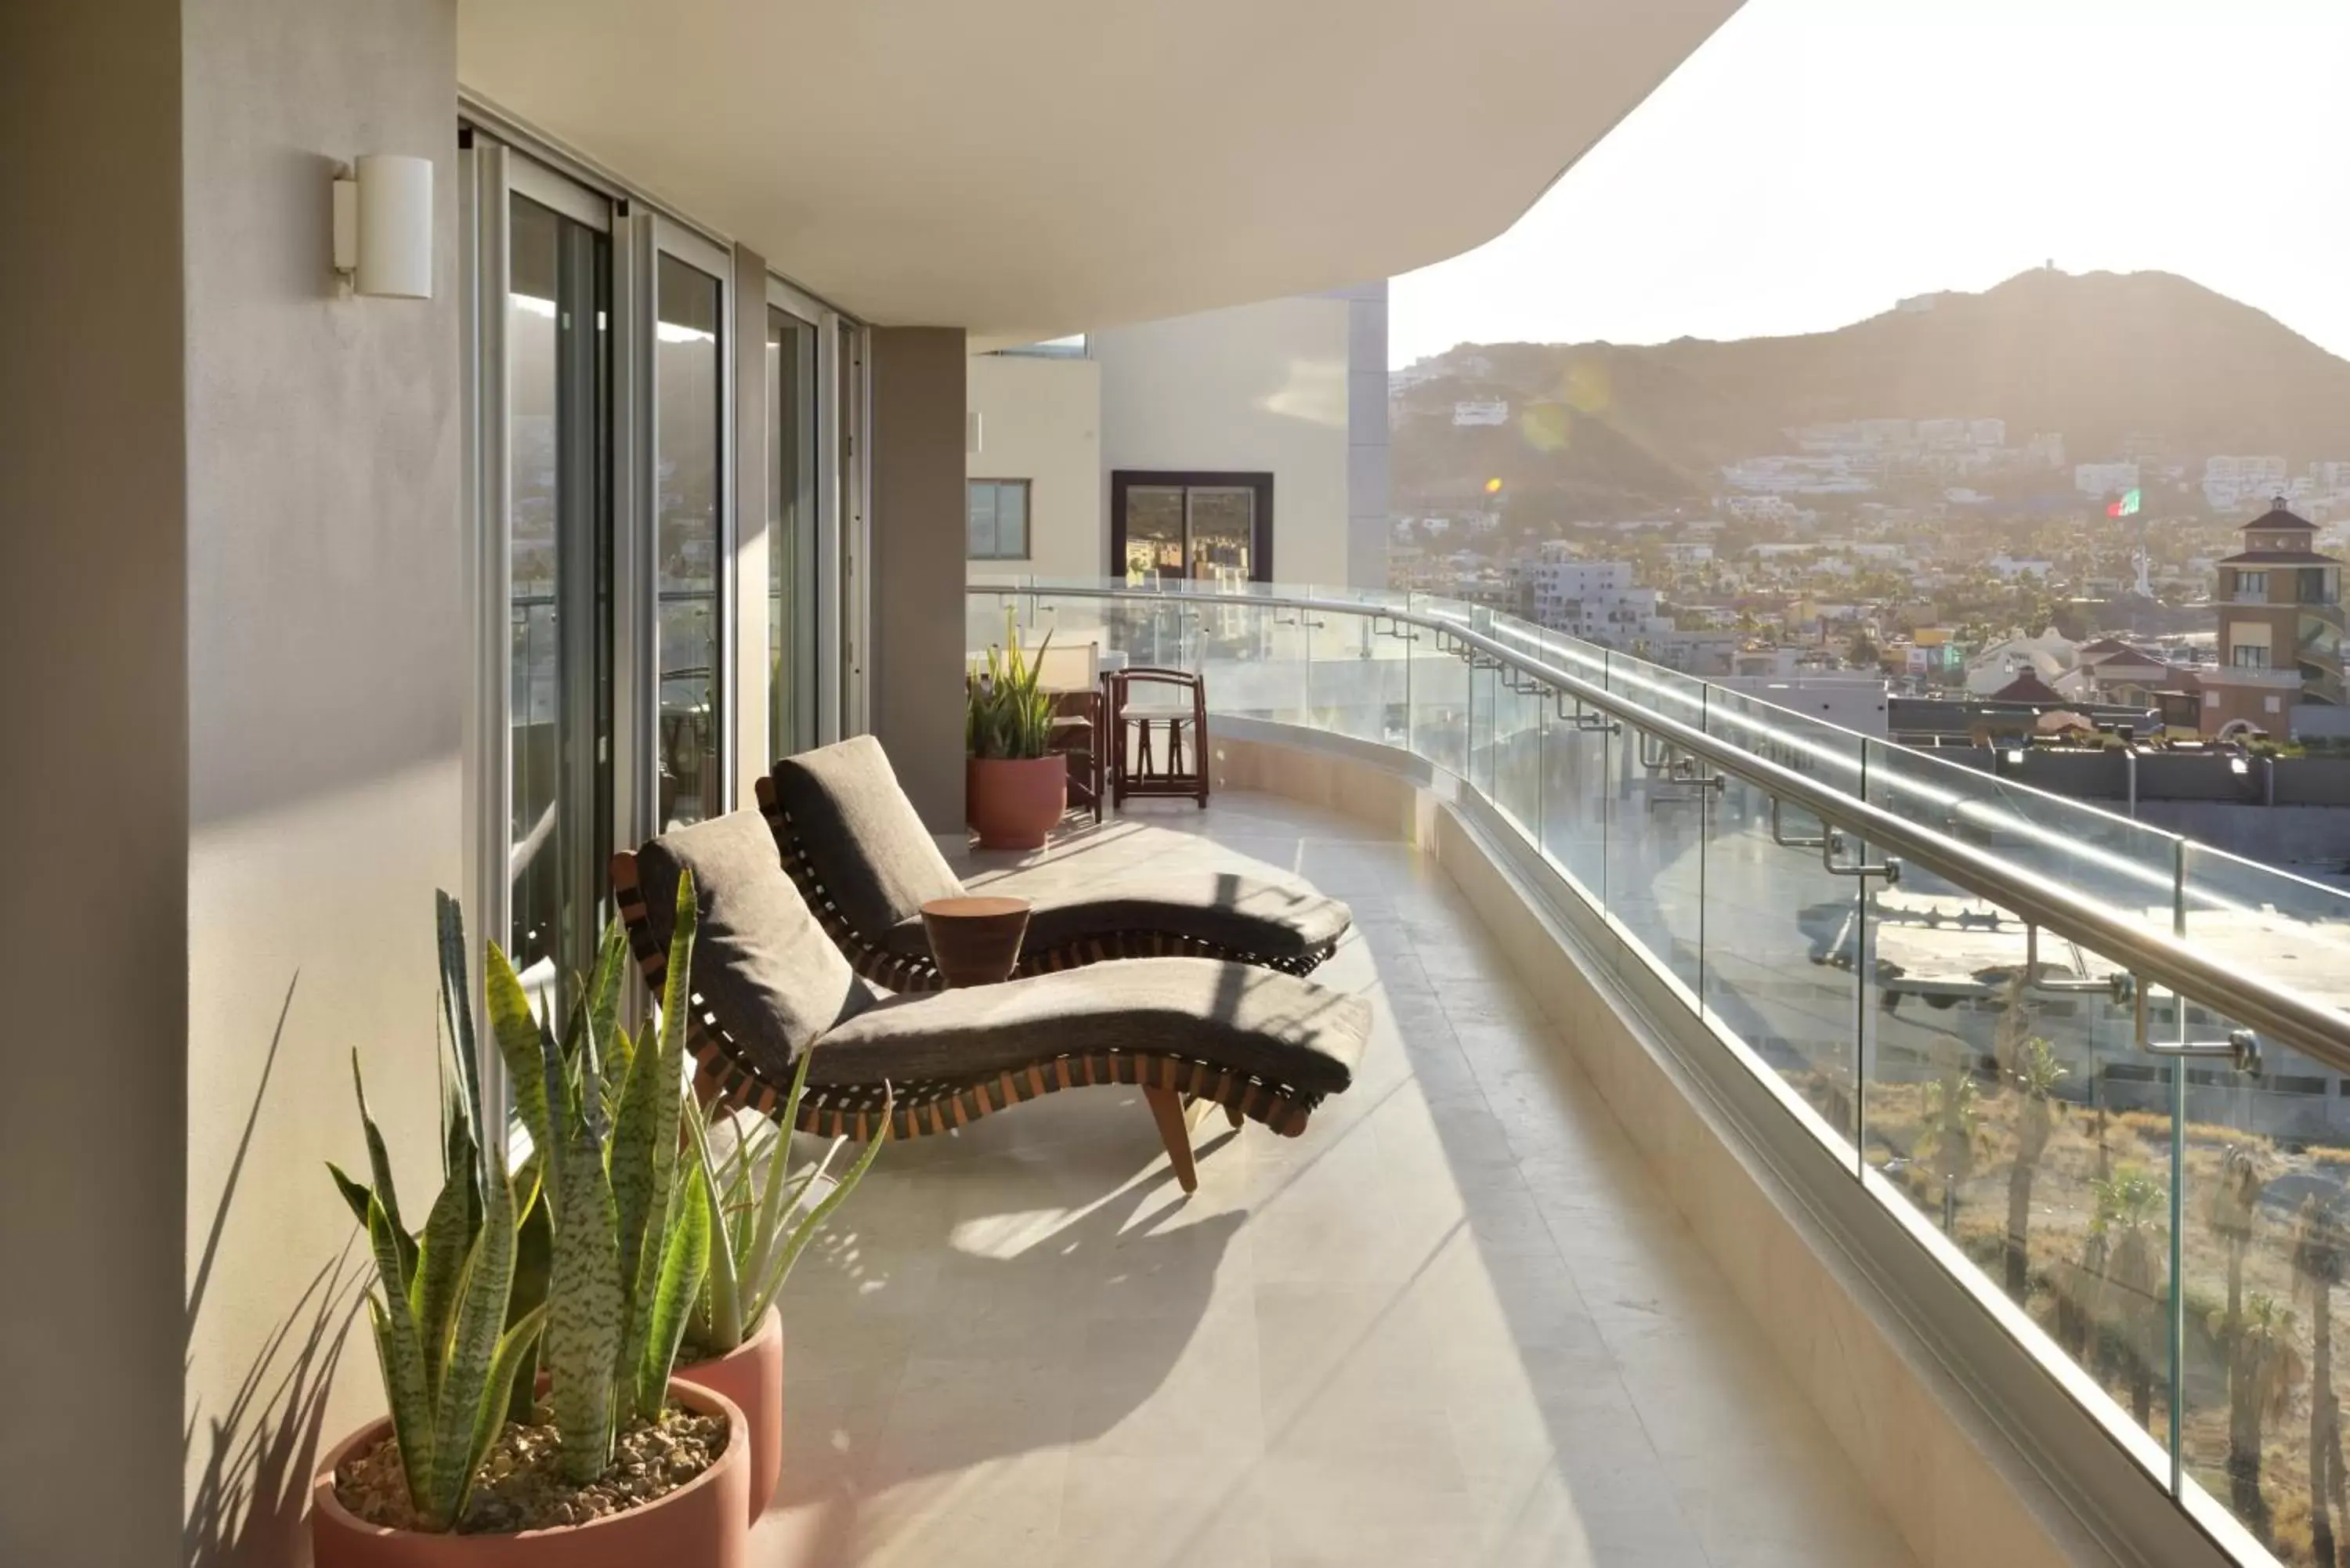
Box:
[2092,1167,2169,1430]
[2294,1197,2348,1567]
[2208,1146,2270,1528]
[2206,1291,2303,1544]
[1914,1071,1983,1238]
[2002,1038,2067,1302]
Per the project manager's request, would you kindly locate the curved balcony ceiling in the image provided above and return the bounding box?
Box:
[458,0,1741,342]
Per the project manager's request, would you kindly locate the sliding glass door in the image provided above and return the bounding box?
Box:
[767,299,819,758]
[465,124,860,1024]
[652,239,727,829]
[501,167,613,993]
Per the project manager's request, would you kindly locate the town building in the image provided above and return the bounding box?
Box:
[2200,497,2345,736]
[1515,558,1672,646]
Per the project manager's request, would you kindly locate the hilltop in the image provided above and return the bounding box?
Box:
[1392,269,2350,514]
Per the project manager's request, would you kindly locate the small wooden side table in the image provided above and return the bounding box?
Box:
[919,895,1032,987]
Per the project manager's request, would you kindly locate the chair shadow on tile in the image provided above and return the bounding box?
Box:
[768,1122,1249,1564]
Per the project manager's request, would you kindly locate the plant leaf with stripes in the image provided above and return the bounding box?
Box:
[436,890,486,1163]
[327,1161,373,1230]
[543,1028,623,1483]
[504,1180,554,1425]
[685,1108,743,1353]
[351,1053,418,1292]
[586,916,629,1083]
[638,1155,712,1418]
[458,1301,548,1517]
[486,945,554,1196]
[410,1104,482,1395]
[421,1153,522,1523]
[367,1194,436,1518]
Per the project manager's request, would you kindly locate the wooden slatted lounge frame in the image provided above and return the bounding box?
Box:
[610,850,1325,1191]
[752,774,1340,994]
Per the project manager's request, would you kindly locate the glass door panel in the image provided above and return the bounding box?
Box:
[506,190,610,990]
[655,251,723,828]
[1186,486,1256,585]
[767,305,817,758]
[1124,486,1184,584]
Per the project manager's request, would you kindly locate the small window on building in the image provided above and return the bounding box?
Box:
[2204,691,2220,709]
[966,479,1031,560]
[2232,644,2271,670]
[2266,695,2283,714]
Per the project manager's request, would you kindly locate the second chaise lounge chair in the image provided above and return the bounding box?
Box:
[756,735,1353,992]
[610,809,1368,1191]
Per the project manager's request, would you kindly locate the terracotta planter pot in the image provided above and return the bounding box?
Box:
[672,1308,783,1523]
[309,1382,750,1568]
[966,754,1066,850]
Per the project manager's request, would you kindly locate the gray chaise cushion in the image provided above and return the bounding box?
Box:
[881,869,1353,963]
[636,809,877,1063]
[769,737,964,938]
[807,957,1368,1097]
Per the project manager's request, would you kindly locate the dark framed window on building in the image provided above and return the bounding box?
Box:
[967,479,1031,560]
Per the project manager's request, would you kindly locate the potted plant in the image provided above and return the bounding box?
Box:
[966,609,1064,849]
[674,1049,891,1521]
[310,883,751,1566]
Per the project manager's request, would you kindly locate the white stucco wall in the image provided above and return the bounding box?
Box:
[1096,295,1356,589]
[965,352,1104,582]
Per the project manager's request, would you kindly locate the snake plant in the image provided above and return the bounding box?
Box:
[685,1045,892,1357]
[326,894,547,1531]
[487,872,711,1484]
[967,606,1055,760]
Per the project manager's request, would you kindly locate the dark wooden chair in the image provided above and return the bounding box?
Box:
[1109,667,1210,808]
[754,737,1351,993]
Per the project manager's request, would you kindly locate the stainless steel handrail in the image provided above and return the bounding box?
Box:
[972,580,2350,1071]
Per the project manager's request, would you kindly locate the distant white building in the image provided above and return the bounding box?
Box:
[1723,455,1873,495]
[2075,461,2140,497]
[1453,399,1509,427]
[2205,454,2290,512]
[1969,418,2007,447]
[1722,493,1805,522]
[1517,558,1671,647]
[1987,555,2055,580]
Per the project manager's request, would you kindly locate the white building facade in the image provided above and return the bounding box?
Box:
[966,284,1391,591]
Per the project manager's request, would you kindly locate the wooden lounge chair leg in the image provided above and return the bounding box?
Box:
[1142,1086,1198,1193]
[1224,1102,1243,1130]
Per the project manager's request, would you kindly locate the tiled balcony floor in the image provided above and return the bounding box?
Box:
[755,792,1917,1568]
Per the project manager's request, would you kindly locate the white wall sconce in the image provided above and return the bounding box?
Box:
[331,155,433,298]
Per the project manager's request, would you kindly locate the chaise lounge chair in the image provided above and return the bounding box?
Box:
[609,809,1368,1190]
[754,736,1353,993]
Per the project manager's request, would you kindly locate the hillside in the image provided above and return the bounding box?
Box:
[1393,269,2350,513]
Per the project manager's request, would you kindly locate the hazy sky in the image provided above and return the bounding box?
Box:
[1390,0,2349,367]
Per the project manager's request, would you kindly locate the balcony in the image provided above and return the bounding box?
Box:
[964,576,2350,1568]
[773,793,1912,1566]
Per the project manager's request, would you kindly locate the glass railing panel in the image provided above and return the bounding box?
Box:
[1603,652,1710,998]
[1699,685,1867,1154]
[1535,645,1611,909]
[1862,738,2186,929]
[2176,851,2350,1562]
[1303,605,1404,746]
[2173,993,2347,1566]
[2180,842,2350,1046]
[1484,616,1546,840]
[1408,591,1468,779]
[1860,770,2180,1473]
